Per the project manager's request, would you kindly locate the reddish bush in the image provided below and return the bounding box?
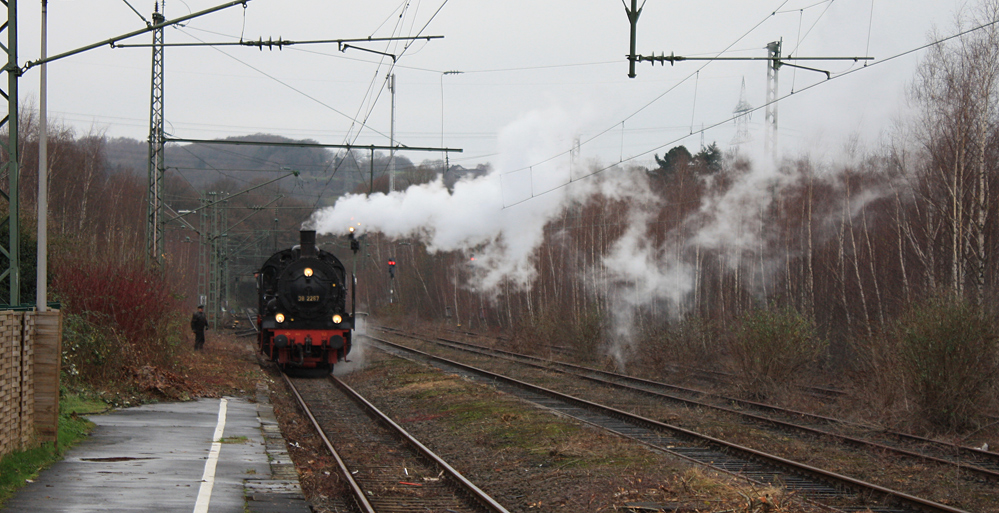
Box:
[51,260,184,375]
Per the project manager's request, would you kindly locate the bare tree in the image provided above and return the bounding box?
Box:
[910,2,999,303]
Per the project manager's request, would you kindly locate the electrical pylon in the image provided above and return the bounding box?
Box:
[1,0,20,306]
[198,191,230,328]
[732,77,753,146]
[764,40,781,160]
[146,3,166,266]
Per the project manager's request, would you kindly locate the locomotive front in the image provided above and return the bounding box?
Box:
[257,230,353,372]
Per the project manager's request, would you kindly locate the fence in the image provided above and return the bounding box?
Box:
[0,310,62,457]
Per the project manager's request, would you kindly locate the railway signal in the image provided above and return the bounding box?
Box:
[388,259,396,278]
[348,227,360,253]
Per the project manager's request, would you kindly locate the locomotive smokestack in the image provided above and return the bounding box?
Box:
[300,230,317,258]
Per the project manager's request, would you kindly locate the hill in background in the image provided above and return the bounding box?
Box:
[104,133,437,206]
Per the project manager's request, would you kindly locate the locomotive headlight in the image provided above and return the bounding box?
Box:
[332,314,343,324]
[275,313,286,323]
[304,267,314,277]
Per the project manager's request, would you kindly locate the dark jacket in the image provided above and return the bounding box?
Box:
[191,311,208,331]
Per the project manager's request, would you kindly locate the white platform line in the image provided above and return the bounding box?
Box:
[194,398,228,513]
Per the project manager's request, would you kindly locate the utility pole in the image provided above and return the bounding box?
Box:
[37,0,47,312]
[220,197,230,321]
[388,73,396,193]
[199,191,229,328]
[623,0,645,78]
[197,196,209,323]
[147,2,166,266]
[764,40,781,160]
[1,0,19,306]
[570,137,581,177]
[440,70,462,174]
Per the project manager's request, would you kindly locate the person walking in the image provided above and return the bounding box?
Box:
[191,305,208,350]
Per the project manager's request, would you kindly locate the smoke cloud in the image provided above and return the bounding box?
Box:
[308,107,873,368]
[596,198,696,368]
[308,106,609,293]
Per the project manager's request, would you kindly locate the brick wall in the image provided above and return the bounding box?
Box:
[0,311,31,457]
[32,311,62,442]
[0,310,62,457]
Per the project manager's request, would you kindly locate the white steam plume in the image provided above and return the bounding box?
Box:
[307,104,895,371]
[308,106,602,293]
[592,170,696,369]
[692,147,783,256]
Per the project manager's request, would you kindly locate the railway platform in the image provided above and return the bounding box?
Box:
[3,383,310,513]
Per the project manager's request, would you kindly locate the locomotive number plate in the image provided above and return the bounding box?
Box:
[298,295,320,302]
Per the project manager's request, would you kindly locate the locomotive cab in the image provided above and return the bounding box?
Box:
[257,230,353,373]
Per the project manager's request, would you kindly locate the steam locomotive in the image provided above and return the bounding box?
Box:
[257,229,355,373]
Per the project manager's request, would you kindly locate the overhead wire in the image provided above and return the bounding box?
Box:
[311,0,453,209]
[339,1,411,149]
[313,0,420,204]
[121,0,150,24]
[371,0,412,36]
[502,13,999,209]
[864,0,875,66]
[348,0,451,140]
[175,144,263,188]
[496,0,792,188]
[153,3,454,213]
[166,23,623,79]
[788,0,836,55]
[689,71,699,134]
[774,0,831,15]
[332,1,423,169]
[289,45,621,74]
[405,0,423,50]
[175,28,396,142]
[189,143,306,170]
[170,20,412,208]
[792,9,803,91]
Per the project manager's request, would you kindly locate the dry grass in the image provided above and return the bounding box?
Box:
[171,332,265,397]
[64,330,266,406]
[335,348,825,512]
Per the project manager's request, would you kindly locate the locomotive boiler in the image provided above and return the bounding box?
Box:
[257,229,354,373]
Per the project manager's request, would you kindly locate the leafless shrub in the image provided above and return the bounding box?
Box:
[640,315,722,379]
[898,295,997,432]
[510,307,604,362]
[726,305,826,399]
[852,293,999,434]
[848,333,908,427]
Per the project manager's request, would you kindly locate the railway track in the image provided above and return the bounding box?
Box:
[368,332,978,513]
[435,326,849,399]
[380,327,999,483]
[434,326,848,400]
[282,371,510,512]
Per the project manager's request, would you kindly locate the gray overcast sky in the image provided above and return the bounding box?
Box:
[13,0,981,172]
